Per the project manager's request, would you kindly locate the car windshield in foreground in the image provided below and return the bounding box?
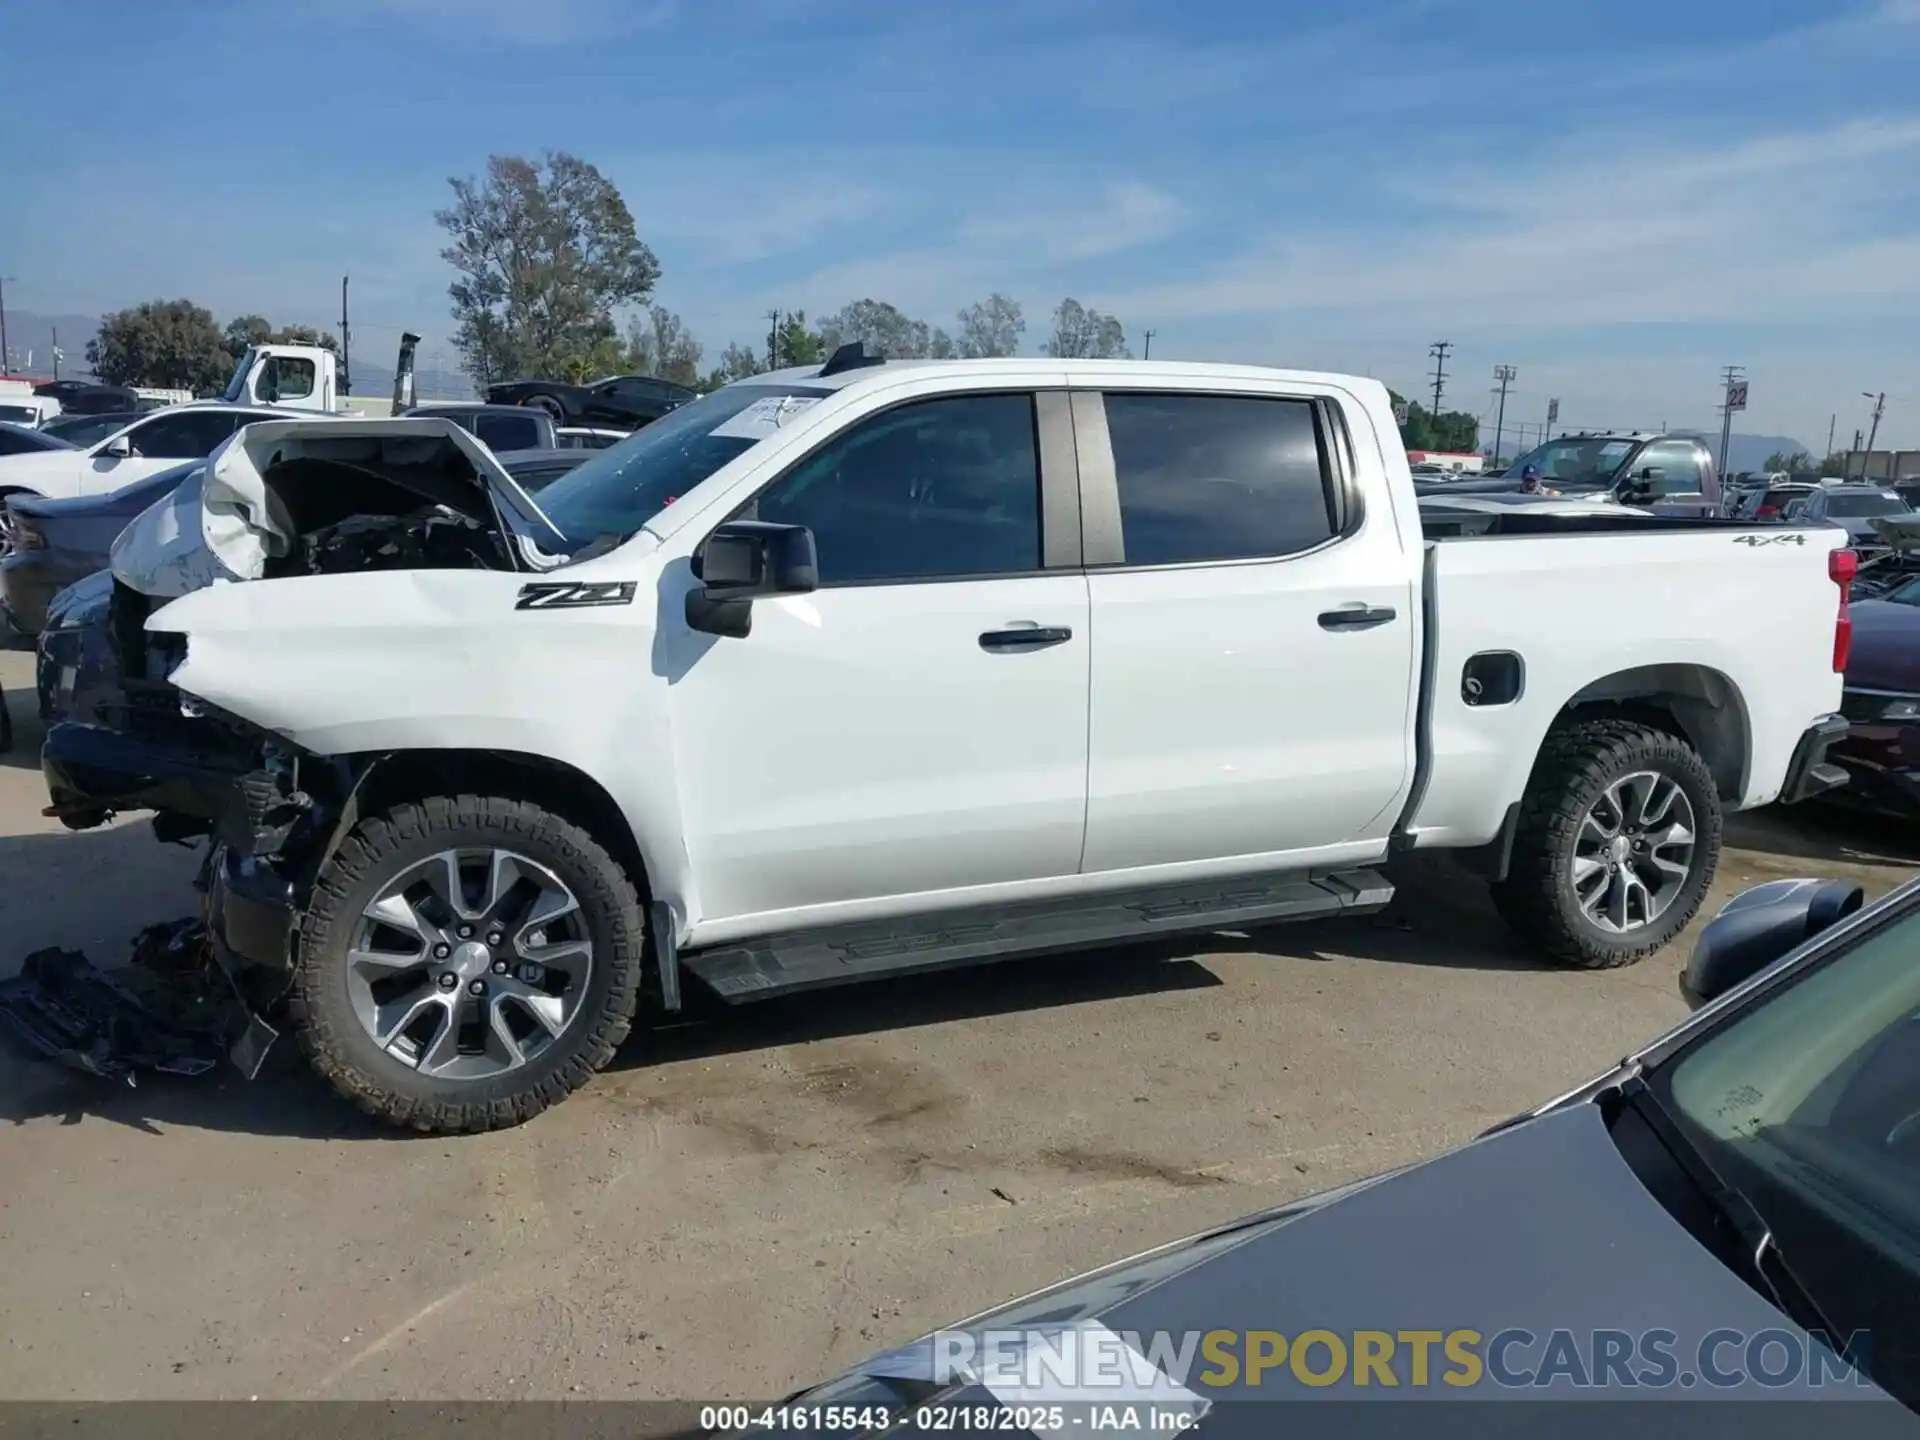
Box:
[532,383,834,550]
[1505,437,1637,490]
[1656,890,1920,1400]
[1826,493,1909,518]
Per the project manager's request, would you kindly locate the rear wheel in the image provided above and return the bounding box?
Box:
[292,794,645,1131]
[525,393,566,423]
[1492,719,1722,969]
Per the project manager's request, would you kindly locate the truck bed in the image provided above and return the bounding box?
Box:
[1405,515,1847,851]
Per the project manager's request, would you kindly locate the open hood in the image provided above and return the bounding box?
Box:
[110,417,568,599]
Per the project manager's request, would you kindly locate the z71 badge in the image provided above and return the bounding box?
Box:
[514,581,638,610]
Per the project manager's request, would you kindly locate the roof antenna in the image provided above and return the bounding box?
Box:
[818,341,886,378]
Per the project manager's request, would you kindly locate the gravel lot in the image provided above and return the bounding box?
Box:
[1,646,1913,1403]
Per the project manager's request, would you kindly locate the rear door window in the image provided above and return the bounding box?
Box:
[1100,393,1337,566]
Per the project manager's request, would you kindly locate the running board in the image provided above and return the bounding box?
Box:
[680,868,1394,1003]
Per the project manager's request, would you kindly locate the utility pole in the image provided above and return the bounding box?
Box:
[1826,412,1836,464]
[1428,341,1452,417]
[1716,365,1746,479]
[1861,391,1887,480]
[51,326,60,380]
[1142,328,1155,359]
[766,309,782,370]
[1490,364,1516,465]
[339,276,352,395]
[0,276,13,377]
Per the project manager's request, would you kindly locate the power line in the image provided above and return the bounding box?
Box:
[0,276,14,376]
[1860,391,1887,479]
[1428,340,1452,415]
[1490,364,1517,464]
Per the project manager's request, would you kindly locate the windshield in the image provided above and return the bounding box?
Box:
[1827,493,1909,519]
[43,412,135,446]
[1505,437,1637,490]
[532,383,832,549]
[1658,890,1920,1397]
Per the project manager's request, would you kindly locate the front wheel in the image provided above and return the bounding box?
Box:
[291,794,646,1131]
[1491,719,1722,969]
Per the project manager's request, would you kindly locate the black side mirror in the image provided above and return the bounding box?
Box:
[1681,879,1865,1010]
[685,521,818,638]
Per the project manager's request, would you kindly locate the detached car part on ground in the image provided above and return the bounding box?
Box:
[21,362,1853,1133]
[742,875,1920,1429]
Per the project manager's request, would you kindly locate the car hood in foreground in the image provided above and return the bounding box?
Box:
[814,1105,1891,1421]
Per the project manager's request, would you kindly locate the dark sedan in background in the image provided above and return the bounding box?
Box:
[485,372,696,430]
[0,422,75,458]
[1835,570,1920,815]
[1,462,196,636]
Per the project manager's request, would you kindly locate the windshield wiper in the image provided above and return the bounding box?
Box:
[1617,1077,1843,1346]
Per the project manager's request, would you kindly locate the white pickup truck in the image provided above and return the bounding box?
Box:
[41,351,1854,1131]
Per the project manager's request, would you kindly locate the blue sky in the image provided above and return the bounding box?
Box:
[5,0,1919,448]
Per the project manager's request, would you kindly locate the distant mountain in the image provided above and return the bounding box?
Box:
[1668,430,1817,474]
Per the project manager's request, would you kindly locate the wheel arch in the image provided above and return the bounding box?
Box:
[341,748,654,905]
[1555,663,1751,802]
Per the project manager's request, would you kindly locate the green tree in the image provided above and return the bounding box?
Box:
[1389,390,1480,454]
[956,293,1025,357]
[626,304,704,386]
[773,310,823,368]
[1763,449,1815,473]
[1042,297,1130,359]
[87,299,231,390]
[224,315,341,362]
[700,341,765,391]
[817,298,951,359]
[436,151,661,387]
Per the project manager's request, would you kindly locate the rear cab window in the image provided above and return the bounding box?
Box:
[1099,392,1340,565]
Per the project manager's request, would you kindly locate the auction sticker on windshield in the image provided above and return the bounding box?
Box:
[709,395,821,440]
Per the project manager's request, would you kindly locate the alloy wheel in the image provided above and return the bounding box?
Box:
[1568,770,1698,934]
[346,848,594,1081]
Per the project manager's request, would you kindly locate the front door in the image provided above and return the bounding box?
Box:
[1077,388,1419,873]
[87,409,241,496]
[665,390,1091,928]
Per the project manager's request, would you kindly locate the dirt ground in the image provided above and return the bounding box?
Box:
[2,646,1914,1403]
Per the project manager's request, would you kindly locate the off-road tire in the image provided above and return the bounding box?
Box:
[1491,719,1722,969]
[291,795,645,1132]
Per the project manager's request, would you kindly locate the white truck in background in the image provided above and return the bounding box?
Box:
[218,330,423,418]
[44,354,1855,1131]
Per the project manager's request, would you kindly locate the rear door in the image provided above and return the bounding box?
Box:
[665,387,1092,927]
[1074,386,1419,874]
